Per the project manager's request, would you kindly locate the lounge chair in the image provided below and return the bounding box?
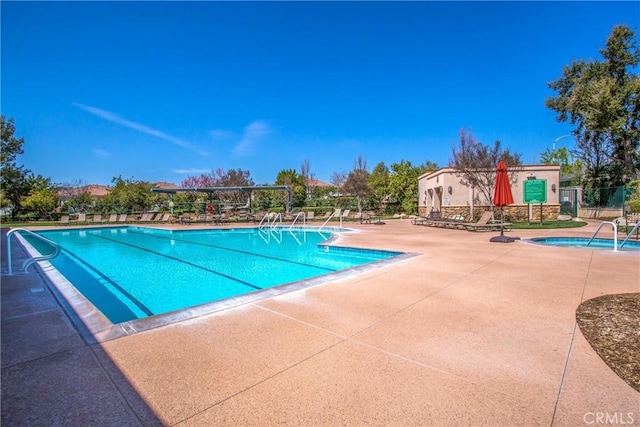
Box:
[425,213,467,229]
[107,214,118,223]
[150,213,164,222]
[59,215,70,225]
[411,215,428,225]
[138,213,153,222]
[91,214,103,224]
[76,213,87,224]
[306,211,315,221]
[317,211,332,221]
[118,214,128,223]
[463,211,510,232]
[341,209,350,220]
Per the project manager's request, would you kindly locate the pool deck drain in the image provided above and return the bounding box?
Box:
[2,221,638,425]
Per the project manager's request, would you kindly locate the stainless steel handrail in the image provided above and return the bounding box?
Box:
[586,221,618,252]
[6,228,62,275]
[620,222,640,248]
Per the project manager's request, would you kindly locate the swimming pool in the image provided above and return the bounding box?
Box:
[24,227,404,327]
[528,237,640,251]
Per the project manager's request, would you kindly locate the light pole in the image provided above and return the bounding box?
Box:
[552,134,571,150]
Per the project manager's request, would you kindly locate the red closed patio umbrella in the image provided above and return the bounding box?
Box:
[491,160,515,243]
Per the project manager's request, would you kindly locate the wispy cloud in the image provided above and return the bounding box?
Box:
[232,120,272,157]
[92,148,110,158]
[74,103,209,156]
[173,168,211,174]
[209,129,236,141]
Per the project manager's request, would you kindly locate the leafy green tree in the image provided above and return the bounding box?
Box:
[546,25,640,187]
[22,188,58,219]
[368,162,390,211]
[275,169,305,208]
[1,116,30,219]
[102,176,158,213]
[450,129,522,208]
[387,160,425,214]
[540,147,583,185]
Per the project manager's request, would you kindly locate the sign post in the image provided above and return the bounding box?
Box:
[523,179,547,224]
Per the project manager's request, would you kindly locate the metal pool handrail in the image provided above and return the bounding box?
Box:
[620,222,640,248]
[289,212,306,230]
[586,221,618,252]
[5,228,62,275]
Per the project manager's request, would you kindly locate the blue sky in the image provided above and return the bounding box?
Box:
[2,1,638,186]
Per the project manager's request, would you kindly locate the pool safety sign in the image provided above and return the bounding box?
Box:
[523,179,547,204]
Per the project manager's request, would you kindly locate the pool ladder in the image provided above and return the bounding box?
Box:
[5,228,62,275]
[587,221,640,252]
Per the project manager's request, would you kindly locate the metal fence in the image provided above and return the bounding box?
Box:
[581,186,636,209]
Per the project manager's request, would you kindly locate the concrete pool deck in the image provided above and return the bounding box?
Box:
[1,220,638,426]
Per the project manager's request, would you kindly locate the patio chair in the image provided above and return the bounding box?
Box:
[150,213,164,222]
[411,215,428,225]
[463,211,510,232]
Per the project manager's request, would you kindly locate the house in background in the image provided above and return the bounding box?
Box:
[418,165,561,222]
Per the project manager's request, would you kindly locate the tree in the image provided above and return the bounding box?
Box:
[343,156,371,213]
[540,147,583,185]
[1,116,30,219]
[546,25,640,188]
[387,160,426,214]
[102,176,158,213]
[180,168,254,207]
[275,169,305,208]
[58,179,93,213]
[22,188,58,219]
[331,170,348,191]
[450,129,522,208]
[300,159,315,199]
[368,162,390,211]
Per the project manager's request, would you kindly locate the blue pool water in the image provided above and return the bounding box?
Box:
[529,237,640,250]
[26,227,402,323]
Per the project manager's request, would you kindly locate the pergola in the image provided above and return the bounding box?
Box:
[151,185,292,213]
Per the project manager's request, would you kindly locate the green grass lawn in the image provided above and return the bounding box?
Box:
[1,221,63,228]
[511,220,588,229]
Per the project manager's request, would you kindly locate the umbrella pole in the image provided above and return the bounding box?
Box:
[500,207,504,237]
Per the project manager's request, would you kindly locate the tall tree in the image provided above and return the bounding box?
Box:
[546,25,640,187]
[300,159,315,199]
[539,147,583,185]
[275,169,305,208]
[450,129,522,208]
[387,160,426,214]
[343,156,371,213]
[1,116,30,219]
[103,176,158,213]
[368,162,390,211]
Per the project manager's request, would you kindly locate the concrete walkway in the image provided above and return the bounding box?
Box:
[1,221,638,426]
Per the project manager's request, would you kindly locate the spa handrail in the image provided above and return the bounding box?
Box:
[620,222,640,248]
[586,221,618,252]
[5,228,62,275]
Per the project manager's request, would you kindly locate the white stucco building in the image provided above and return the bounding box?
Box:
[417,165,561,221]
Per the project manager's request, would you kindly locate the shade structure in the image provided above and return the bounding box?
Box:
[491,161,515,243]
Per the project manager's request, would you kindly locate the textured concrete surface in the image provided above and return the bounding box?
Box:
[1,221,638,426]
